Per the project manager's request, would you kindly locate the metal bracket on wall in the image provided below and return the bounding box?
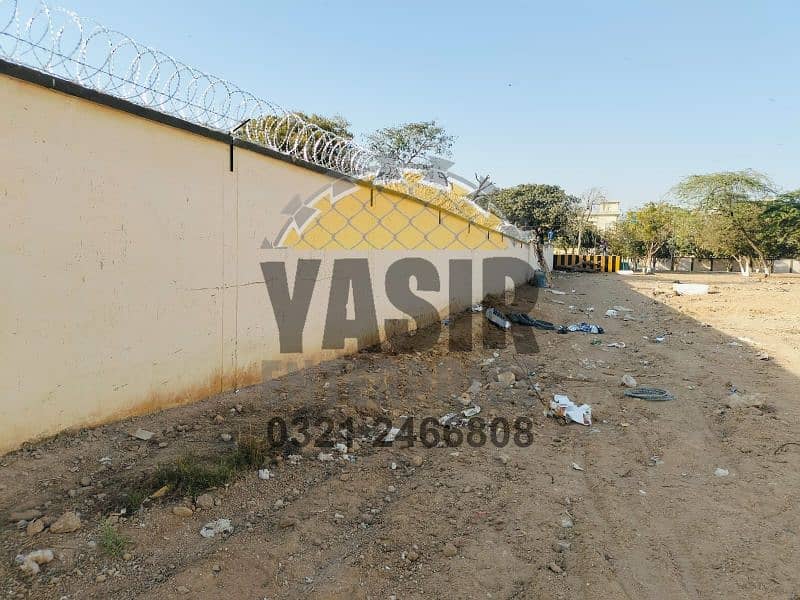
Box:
[229,119,251,172]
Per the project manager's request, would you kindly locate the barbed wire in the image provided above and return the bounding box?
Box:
[0,0,528,242]
[0,0,385,177]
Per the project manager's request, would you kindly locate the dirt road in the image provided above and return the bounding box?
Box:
[2,272,799,599]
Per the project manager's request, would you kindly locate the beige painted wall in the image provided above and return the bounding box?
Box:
[0,72,538,453]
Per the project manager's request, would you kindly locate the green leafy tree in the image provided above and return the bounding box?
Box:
[672,170,777,273]
[606,203,677,271]
[761,191,800,257]
[487,183,580,279]
[366,120,454,168]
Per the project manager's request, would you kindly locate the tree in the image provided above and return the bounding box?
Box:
[761,191,800,257]
[672,170,776,274]
[486,184,580,280]
[239,111,353,162]
[366,121,455,169]
[608,203,677,271]
[576,188,605,251]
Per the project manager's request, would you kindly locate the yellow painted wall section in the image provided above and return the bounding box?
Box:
[0,71,537,453]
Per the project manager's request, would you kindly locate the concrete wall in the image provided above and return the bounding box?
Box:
[0,71,537,453]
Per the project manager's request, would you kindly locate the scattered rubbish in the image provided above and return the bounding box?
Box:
[132,429,154,441]
[15,549,54,575]
[673,283,709,296]
[441,318,452,326]
[727,341,743,347]
[467,380,482,395]
[560,516,574,528]
[99,456,112,464]
[470,303,484,312]
[567,323,604,334]
[604,309,619,318]
[549,394,592,426]
[623,387,675,402]
[621,374,638,388]
[757,351,770,361]
[713,468,729,477]
[571,463,584,471]
[606,342,626,349]
[478,357,496,366]
[462,405,481,418]
[548,289,567,295]
[591,339,602,346]
[258,469,272,480]
[317,452,334,462]
[649,456,664,466]
[618,269,634,275]
[612,306,633,312]
[382,428,401,443]
[654,335,667,343]
[334,442,348,453]
[200,518,233,539]
[486,307,511,330]
[438,412,460,428]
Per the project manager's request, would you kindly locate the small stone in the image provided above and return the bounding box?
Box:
[177,586,190,594]
[274,499,285,509]
[548,562,563,574]
[560,516,573,529]
[67,489,78,498]
[621,374,637,388]
[407,550,419,562]
[26,519,45,536]
[234,404,243,413]
[714,468,729,477]
[552,541,571,552]
[79,476,92,487]
[49,511,81,534]
[279,516,296,528]
[158,442,168,448]
[497,371,516,386]
[459,392,472,407]
[497,454,510,465]
[387,485,396,493]
[360,513,374,525]
[132,429,154,441]
[213,415,225,424]
[96,574,107,583]
[442,543,458,557]
[410,455,424,467]
[196,494,214,510]
[212,564,221,572]
[123,553,133,561]
[172,506,194,517]
[10,508,40,523]
[220,433,232,442]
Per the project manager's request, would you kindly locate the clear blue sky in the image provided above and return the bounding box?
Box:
[58,0,798,210]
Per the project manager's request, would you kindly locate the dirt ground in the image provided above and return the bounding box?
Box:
[2,271,800,600]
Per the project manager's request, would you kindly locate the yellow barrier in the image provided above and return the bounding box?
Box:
[553,254,620,272]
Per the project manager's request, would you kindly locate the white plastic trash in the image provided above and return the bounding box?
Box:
[673,283,709,296]
[550,394,592,426]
